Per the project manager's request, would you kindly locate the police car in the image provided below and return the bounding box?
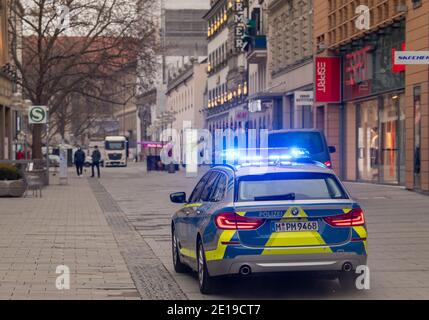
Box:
[170,149,367,294]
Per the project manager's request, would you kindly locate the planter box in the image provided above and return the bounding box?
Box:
[0,180,26,197]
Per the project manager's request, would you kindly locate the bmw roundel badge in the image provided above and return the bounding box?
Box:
[291,208,300,216]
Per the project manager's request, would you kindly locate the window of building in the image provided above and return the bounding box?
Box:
[357,99,379,183]
[379,93,405,185]
[412,0,423,9]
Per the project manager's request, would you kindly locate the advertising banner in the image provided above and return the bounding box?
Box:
[315,57,341,103]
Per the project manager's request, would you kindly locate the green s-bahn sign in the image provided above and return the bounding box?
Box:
[29,106,48,124]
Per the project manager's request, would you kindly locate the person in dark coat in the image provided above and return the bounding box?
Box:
[74,146,86,177]
[91,146,102,178]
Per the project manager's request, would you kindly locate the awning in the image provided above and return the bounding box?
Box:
[247,92,284,101]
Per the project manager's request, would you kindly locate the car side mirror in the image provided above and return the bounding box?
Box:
[329,146,337,154]
[170,192,187,204]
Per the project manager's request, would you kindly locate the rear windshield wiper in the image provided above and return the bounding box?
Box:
[254,193,296,201]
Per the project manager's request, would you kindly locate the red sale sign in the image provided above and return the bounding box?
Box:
[315,57,341,103]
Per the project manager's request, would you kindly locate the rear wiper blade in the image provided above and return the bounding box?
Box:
[254,193,296,201]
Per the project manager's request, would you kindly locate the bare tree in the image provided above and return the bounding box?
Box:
[8,0,159,159]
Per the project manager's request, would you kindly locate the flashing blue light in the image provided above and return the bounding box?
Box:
[269,154,293,161]
[290,147,308,157]
[220,147,310,167]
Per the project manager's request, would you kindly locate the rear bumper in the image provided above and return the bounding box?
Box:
[207,249,367,277]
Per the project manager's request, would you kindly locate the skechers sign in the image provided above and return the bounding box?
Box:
[394,51,429,65]
[29,106,48,124]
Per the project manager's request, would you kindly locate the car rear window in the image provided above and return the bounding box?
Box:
[237,173,348,202]
[268,132,325,155]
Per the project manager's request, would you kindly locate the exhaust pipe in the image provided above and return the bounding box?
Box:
[342,262,353,272]
[239,265,252,276]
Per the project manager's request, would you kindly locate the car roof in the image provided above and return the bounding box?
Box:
[213,163,335,177]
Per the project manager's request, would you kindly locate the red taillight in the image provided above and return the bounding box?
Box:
[324,160,332,168]
[324,208,365,227]
[215,212,264,230]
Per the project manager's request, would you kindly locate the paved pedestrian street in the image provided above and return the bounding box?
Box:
[0,174,139,300]
[1,163,429,299]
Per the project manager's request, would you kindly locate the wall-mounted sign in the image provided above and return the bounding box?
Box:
[345,46,374,86]
[234,0,247,51]
[394,50,429,65]
[29,106,48,124]
[294,91,314,106]
[248,100,262,113]
[230,108,248,122]
[315,57,341,103]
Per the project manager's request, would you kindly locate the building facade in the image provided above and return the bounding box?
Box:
[166,59,207,162]
[142,0,210,147]
[314,0,429,192]
[246,0,274,133]
[204,0,249,135]
[266,0,314,131]
[0,0,25,160]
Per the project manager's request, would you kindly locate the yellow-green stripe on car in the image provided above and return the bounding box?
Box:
[179,247,197,259]
[205,230,236,261]
[183,203,202,208]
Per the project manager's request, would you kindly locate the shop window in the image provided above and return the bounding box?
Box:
[379,93,405,185]
[414,86,422,189]
[316,106,325,132]
[357,100,379,182]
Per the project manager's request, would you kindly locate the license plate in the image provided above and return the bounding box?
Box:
[273,221,319,232]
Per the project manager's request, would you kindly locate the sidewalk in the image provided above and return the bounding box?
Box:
[0,172,140,300]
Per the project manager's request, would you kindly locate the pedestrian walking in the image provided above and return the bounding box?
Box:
[74,146,86,177]
[16,149,25,160]
[91,146,102,178]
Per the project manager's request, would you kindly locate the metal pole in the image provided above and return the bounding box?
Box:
[45,109,50,185]
[24,133,27,160]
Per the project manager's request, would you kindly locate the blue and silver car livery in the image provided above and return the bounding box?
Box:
[170,163,368,294]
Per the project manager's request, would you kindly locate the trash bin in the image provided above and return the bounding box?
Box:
[168,162,175,174]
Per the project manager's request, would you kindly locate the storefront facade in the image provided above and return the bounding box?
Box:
[342,21,406,185]
[205,0,249,137]
[313,1,429,192]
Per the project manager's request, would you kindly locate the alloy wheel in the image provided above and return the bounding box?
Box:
[198,245,204,286]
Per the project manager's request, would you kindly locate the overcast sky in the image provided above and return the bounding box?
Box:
[164,0,210,10]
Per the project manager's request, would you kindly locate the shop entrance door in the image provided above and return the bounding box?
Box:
[357,99,379,182]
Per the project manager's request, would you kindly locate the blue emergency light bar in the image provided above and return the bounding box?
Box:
[219,147,311,167]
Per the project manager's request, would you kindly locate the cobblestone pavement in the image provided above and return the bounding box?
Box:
[99,163,429,300]
[88,178,186,300]
[0,173,139,300]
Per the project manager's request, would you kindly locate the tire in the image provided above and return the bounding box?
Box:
[339,271,359,292]
[197,239,215,294]
[172,229,188,273]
